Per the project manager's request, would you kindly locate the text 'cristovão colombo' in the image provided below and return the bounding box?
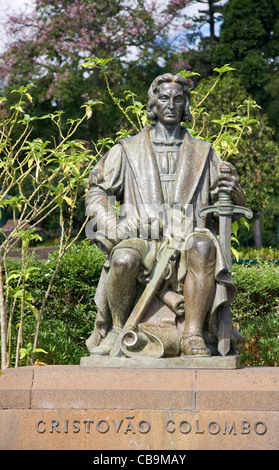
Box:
[35,416,267,436]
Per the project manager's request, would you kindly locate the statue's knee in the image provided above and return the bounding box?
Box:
[111,249,141,277]
[188,236,216,265]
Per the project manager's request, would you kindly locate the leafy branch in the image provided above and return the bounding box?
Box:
[0,86,98,369]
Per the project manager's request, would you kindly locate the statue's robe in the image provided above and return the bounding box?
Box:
[85,125,244,357]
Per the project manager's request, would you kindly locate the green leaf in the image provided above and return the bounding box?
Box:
[81,57,113,70]
[7,273,21,282]
[81,100,103,108]
[213,64,236,75]
[33,348,48,355]
[10,103,25,113]
[12,289,24,298]
[19,348,29,360]
[232,221,239,237]
[178,70,201,78]
[85,106,92,120]
[63,195,74,207]
[25,301,39,319]
[240,217,250,230]
[11,84,35,94]
[97,137,115,149]
[26,92,33,103]
[231,246,240,261]
[19,344,47,360]
[55,195,63,206]
[231,235,240,245]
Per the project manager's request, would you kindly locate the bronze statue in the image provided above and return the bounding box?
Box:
[85,73,248,359]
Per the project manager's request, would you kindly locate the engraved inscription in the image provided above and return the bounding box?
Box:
[165,419,267,435]
[35,416,268,436]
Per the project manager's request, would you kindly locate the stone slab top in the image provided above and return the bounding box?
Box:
[0,365,278,411]
[1,364,278,391]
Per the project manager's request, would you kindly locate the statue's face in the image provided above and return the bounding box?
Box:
[155,81,185,125]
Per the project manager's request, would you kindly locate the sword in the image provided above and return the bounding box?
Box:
[199,162,253,356]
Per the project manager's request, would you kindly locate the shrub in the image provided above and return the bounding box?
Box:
[232,261,279,366]
[4,242,278,366]
[4,240,105,366]
[237,246,279,261]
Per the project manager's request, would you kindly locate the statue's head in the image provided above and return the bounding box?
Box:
[146,73,191,123]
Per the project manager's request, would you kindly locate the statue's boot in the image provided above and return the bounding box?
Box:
[181,334,211,357]
[89,329,120,356]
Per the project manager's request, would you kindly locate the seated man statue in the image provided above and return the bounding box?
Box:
[85,73,245,358]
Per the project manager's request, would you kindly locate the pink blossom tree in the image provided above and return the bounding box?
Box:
[0,0,193,139]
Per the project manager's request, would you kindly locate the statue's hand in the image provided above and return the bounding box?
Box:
[218,161,245,206]
[116,217,139,241]
[117,216,162,241]
[93,217,136,252]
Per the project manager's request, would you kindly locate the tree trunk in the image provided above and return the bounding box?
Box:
[254,211,262,249]
[208,0,216,38]
[0,263,7,370]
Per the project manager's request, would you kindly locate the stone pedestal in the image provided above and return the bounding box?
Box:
[80,354,241,369]
[0,364,278,450]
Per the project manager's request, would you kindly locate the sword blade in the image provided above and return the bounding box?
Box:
[219,213,232,270]
[218,304,231,356]
[218,213,232,356]
[127,246,173,330]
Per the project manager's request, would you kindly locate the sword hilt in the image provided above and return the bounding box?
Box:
[199,163,253,220]
[219,163,233,206]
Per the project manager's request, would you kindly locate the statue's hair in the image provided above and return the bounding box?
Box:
[146,73,191,122]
